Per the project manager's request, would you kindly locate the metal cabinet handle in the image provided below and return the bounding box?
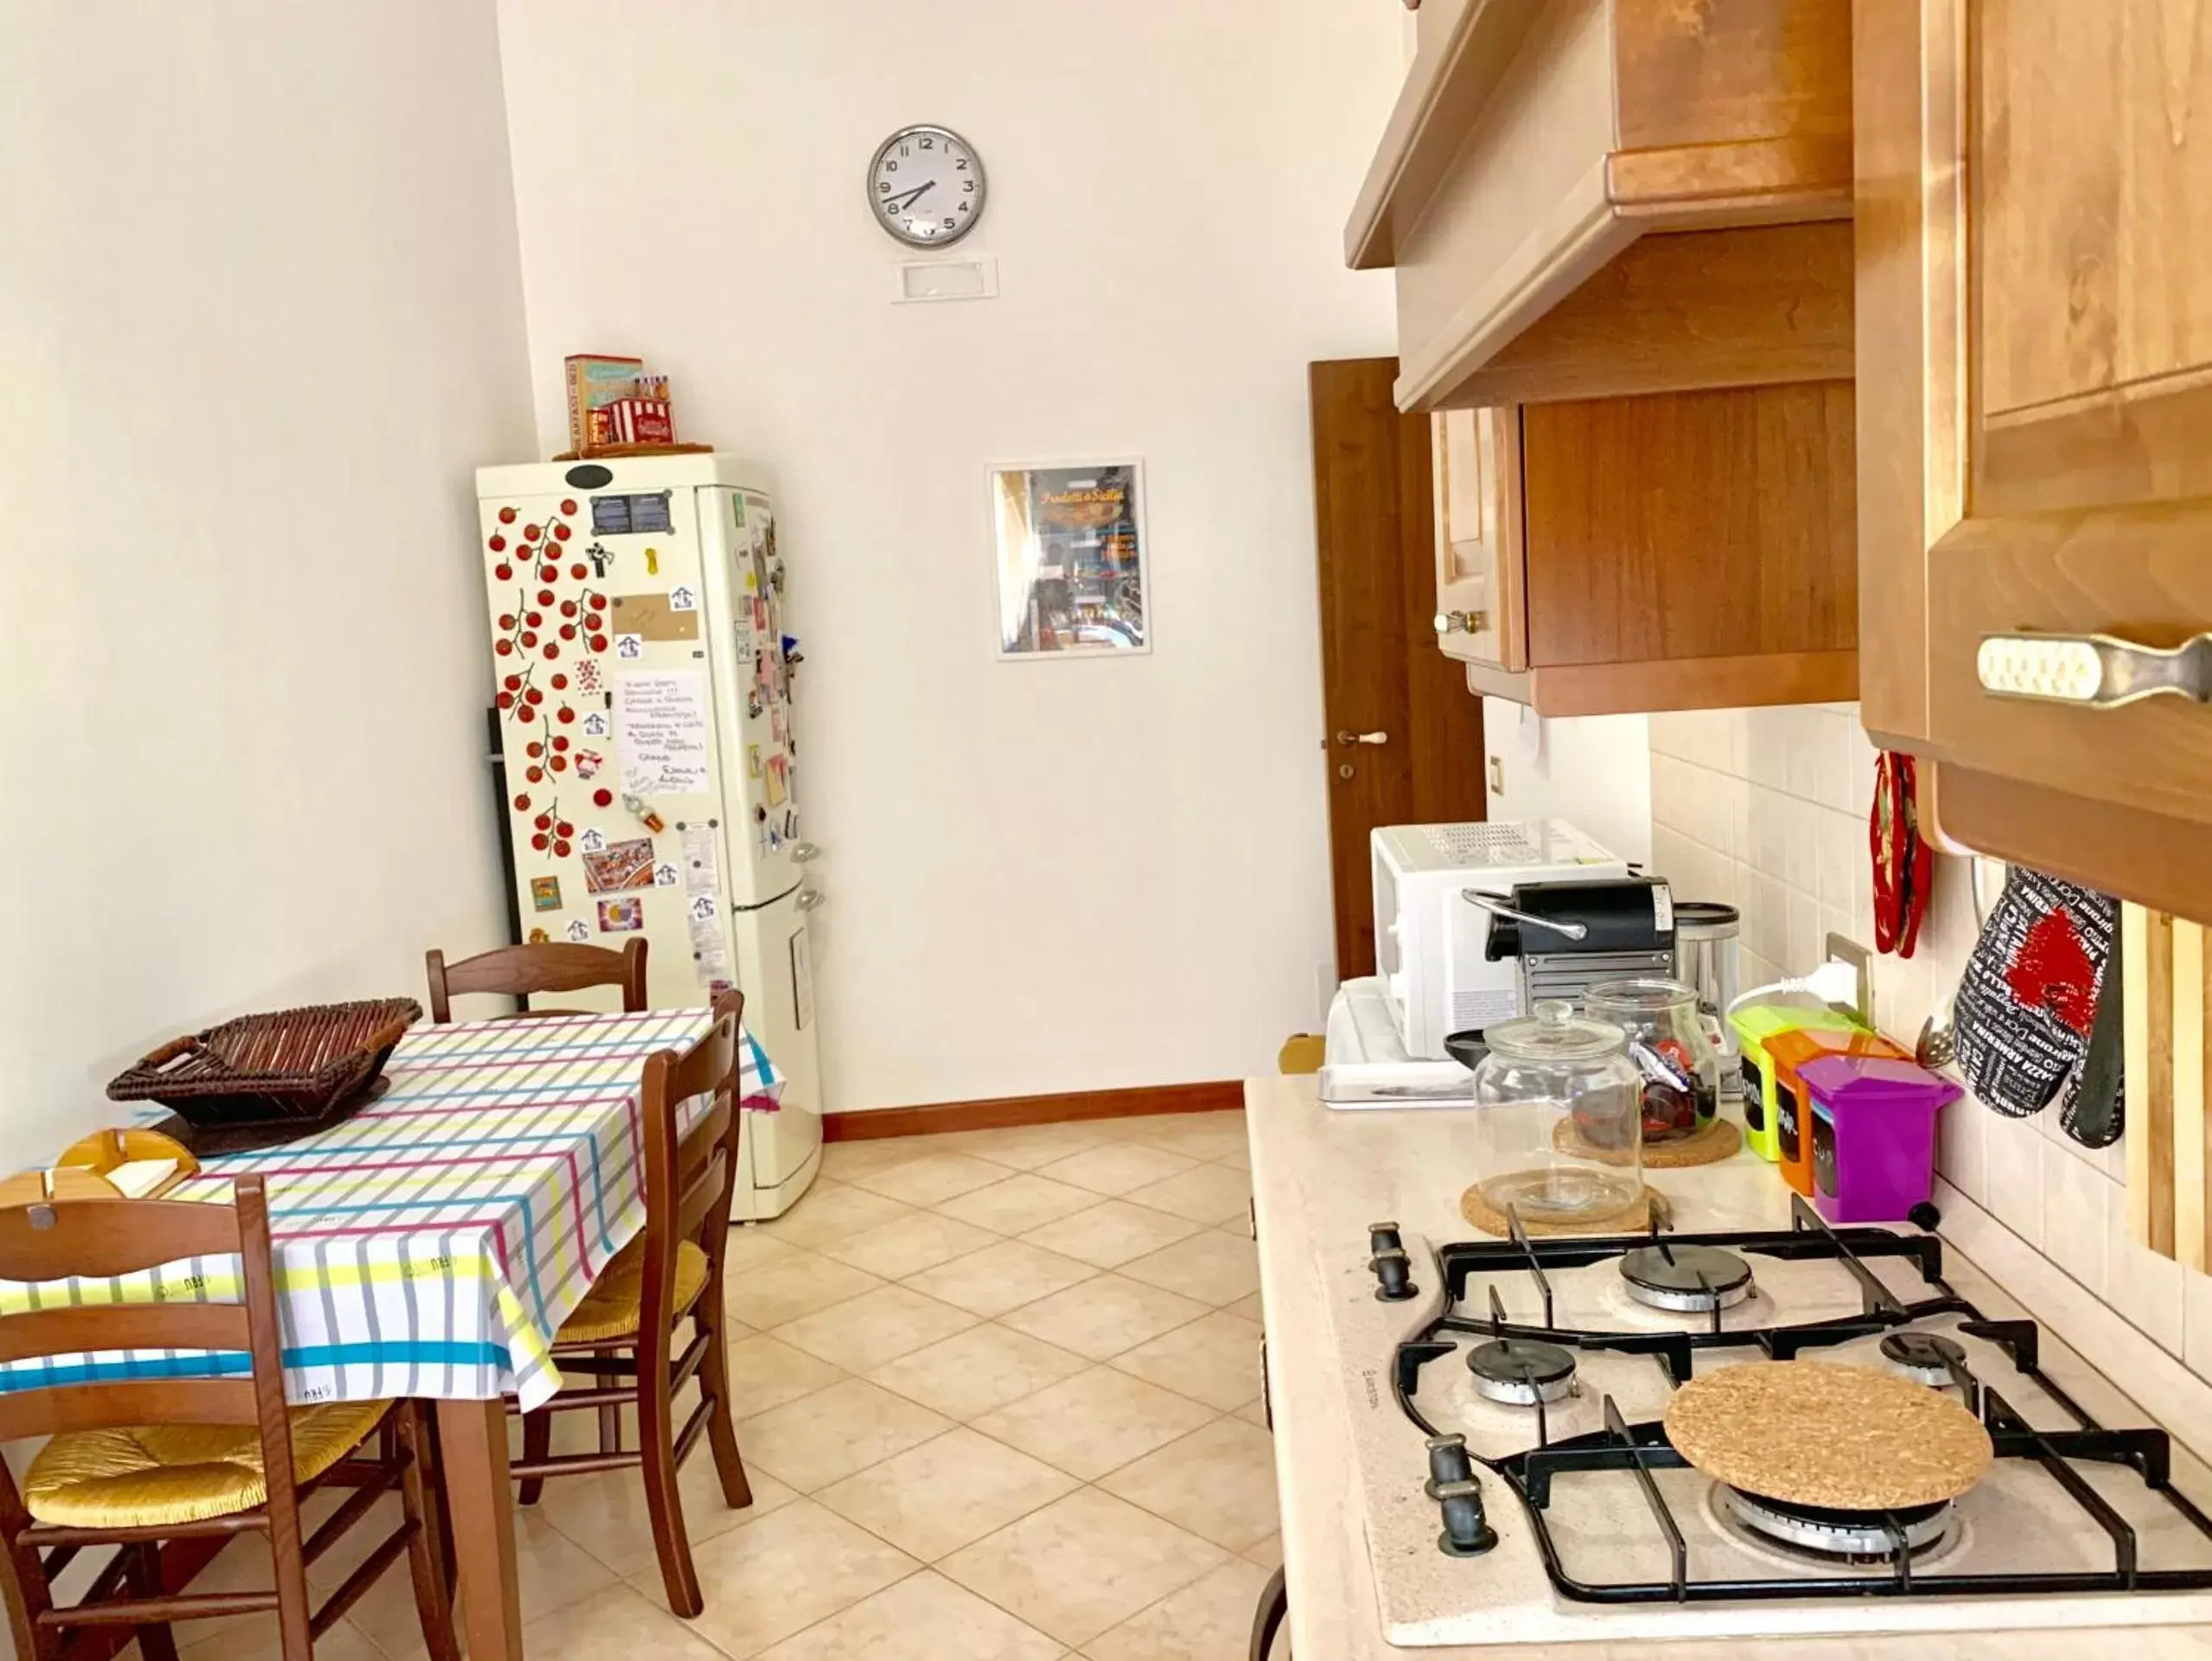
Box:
[795,888,825,912]
[1335,730,1390,745]
[1434,610,1488,636]
[792,841,821,863]
[1460,889,1588,941]
[1978,631,2212,708]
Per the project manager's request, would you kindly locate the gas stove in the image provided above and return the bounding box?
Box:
[1325,1191,2212,1642]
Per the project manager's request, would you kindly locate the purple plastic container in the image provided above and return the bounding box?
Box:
[1794,1054,1963,1223]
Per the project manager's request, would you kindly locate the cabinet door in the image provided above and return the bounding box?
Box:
[1859,1,2212,849]
[1430,407,1527,669]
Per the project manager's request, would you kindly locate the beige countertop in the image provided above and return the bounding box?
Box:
[1245,1074,2212,1658]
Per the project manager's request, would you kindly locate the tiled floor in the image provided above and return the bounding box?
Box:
[180,1109,1269,1661]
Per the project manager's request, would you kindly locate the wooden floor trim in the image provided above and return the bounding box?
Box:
[823,1081,1243,1142]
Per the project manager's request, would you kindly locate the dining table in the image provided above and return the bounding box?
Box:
[0,1006,780,1661]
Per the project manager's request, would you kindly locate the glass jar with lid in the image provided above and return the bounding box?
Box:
[1586,977,1723,1144]
[1470,1001,1644,1224]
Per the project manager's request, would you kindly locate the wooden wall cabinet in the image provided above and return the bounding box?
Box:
[1436,382,1859,717]
[1351,0,1856,412]
[1857,1,2212,922]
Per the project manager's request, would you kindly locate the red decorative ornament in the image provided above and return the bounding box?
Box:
[526,742,543,757]
[526,765,544,783]
[531,833,549,851]
[588,593,607,612]
[523,523,541,540]
[499,507,518,525]
[517,705,536,723]
[555,819,573,837]
[494,563,513,581]
[560,498,577,514]
[513,794,532,812]
[570,564,587,581]
[590,634,609,653]
[559,624,577,642]
[525,687,544,705]
[533,813,551,830]
[543,643,560,660]
[502,674,522,691]
[551,735,571,752]
[593,789,613,808]
[537,589,555,606]
[551,673,569,690]
[495,691,514,710]
[559,601,578,617]
[550,756,568,773]
[520,630,538,648]
[539,564,559,583]
[498,613,516,629]
[556,706,575,724]
[552,839,572,858]
[552,523,571,541]
[488,535,506,553]
[494,639,513,656]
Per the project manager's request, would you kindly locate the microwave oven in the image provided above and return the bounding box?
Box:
[1371,820,1627,1060]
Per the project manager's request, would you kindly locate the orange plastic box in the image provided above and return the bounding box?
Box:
[1765,1026,1912,1197]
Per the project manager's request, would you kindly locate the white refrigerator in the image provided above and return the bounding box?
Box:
[473,452,822,1220]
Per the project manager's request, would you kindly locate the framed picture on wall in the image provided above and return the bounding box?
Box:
[989,459,1149,658]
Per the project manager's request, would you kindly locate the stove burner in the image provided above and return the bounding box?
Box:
[1723,1487,1954,1563]
[1617,1243,1754,1312]
[1881,1332,1969,1387]
[1465,1338,1578,1406]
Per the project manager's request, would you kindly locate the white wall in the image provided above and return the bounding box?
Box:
[1648,705,2209,1383]
[494,0,1405,1110]
[0,1,536,1166]
[1481,700,1652,866]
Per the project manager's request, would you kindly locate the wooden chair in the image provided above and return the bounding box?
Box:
[508,990,752,1617]
[423,938,648,1023]
[0,1177,458,1661]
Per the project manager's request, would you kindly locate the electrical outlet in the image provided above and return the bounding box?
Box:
[1487,755,1505,794]
[1824,933,1873,1027]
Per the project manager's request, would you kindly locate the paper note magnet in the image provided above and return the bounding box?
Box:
[527,927,551,944]
[565,919,591,943]
[596,897,646,934]
[577,827,609,855]
[654,862,680,887]
[622,794,668,834]
[530,876,563,912]
[688,894,717,923]
[615,635,643,661]
[747,744,762,779]
[644,546,660,576]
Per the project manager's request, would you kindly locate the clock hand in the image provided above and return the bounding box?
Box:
[886,180,936,211]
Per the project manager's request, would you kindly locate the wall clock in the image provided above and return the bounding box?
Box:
[868,124,985,248]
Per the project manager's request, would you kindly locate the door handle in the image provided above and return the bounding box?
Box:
[1434,610,1488,636]
[795,888,825,912]
[1335,731,1389,745]
[1978,631,2212,709]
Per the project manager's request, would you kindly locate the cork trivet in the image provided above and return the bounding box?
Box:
[1460,1179,1674,1237]
[1664,1361,1993,1509]
[1552,1114,1742,1169]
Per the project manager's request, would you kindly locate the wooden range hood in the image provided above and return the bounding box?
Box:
[1350,0,1854,413]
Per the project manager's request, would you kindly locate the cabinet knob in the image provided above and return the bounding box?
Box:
[1977,631,2212,709]
[1335,730,1389,745]
[1434,610,1488,636]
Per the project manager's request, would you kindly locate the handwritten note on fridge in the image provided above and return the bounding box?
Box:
[616,671,711,797]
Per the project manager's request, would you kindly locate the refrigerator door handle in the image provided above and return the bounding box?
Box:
[795,888,826,912]
[792,842,821,863]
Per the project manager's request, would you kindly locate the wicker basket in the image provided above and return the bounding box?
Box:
[106,999,422,1130]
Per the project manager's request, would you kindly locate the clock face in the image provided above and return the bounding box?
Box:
[869,125,985,248]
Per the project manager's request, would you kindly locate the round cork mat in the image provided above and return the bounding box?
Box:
[1460,1179,1674,1237]
[1664,1361,1993,1509]
[1552,1114,1742,1169]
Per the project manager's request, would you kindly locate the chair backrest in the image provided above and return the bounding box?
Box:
[424,938,648,1023]
[0,1173,297,1469]
[633,991,744,1339]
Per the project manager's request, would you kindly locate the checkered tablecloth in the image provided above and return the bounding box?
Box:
[0,1009,779,1412]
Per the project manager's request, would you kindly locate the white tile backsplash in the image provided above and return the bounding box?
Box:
[1645,705,2212,1382]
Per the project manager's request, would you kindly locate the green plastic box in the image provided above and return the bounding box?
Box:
[1728,1004,1863,1162]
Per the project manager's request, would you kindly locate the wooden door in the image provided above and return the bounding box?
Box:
[1858,0,2212,915]
[1431,408,1528,670]
[1310,359,1489,980]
